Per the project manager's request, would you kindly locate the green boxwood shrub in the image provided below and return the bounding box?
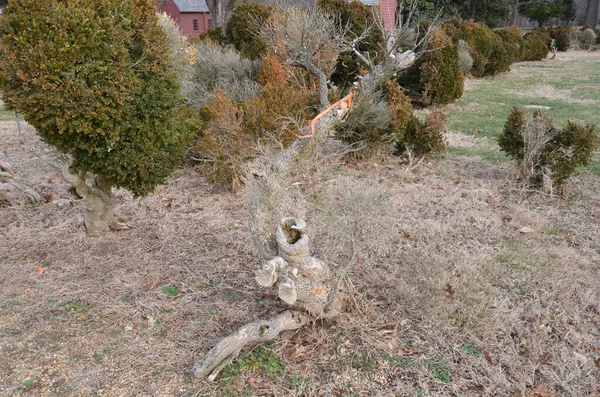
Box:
[226,2,275,59]
[498,107,597,191]
[550,26,571,51]
[442,20,511,77]
[522,31,550,61]
[396,29,463,106]
[496,26,525,63]
[464,22,511,77]
[0,0,195,197]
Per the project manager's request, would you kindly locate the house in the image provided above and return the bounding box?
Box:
[158,0,212,37]
[360,0,397,32]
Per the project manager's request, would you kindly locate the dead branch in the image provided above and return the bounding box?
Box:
[193,310,308,381]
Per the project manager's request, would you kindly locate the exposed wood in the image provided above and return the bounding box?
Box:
[193,310,308,381]
[62,166,117,235]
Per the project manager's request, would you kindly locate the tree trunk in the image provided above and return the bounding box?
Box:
[62,166,115,235]
[0,155,42,206]
[585,0,599,28]
[193,97,353,380]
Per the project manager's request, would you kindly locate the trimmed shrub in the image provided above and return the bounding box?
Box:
[496,26,525,63]
[580,28,597,49]
[464,22,511,77]
[522,31,549,61]
[395,111,447,157]
[442,20,511,77]
[226,2,275,59]
[0,0,195,197]
[498,107,597,192]
[396,30,463,106]
[549,26,571,51]
[317,0,384,89]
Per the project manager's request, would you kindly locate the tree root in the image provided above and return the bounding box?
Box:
[193,310,308,381]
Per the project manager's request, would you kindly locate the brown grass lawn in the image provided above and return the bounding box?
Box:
[1,59,600,396]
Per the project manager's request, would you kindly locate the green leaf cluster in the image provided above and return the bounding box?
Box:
[519,0,576,27]
[0,0,196,196]
[396,29,463,106]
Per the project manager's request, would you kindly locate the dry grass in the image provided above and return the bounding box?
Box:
[1,119,600,396]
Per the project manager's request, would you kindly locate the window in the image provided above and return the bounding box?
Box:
[193,19,199,31]
[208,19,215,29]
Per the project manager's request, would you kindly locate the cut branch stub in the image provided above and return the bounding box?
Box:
[255,217,340,319]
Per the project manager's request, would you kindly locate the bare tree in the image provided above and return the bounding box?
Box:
[339,0,437,93]
[205,0,239,33]
[193,1,438,381]
[259,6,340,109]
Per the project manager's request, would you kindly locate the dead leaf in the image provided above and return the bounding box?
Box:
[514,390,523,397]
[313,287,327,295]
[527,383,555,397]
[400,232,418,243]
[587,391,600,397]
[443,284,456,300]
[387,337,400,350]
[519,226,534,234]
[594,357,600,368]
[37,267,47,275]
[523,347,532,359]
[484,350,495,365]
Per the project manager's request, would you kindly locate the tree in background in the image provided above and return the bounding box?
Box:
[519,0,576,26]
[584,0,599,28]
[0,0,195,234]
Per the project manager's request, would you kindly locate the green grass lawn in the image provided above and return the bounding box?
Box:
[446,52,600,171]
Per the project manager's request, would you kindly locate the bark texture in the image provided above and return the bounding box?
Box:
[193,310,308,380]
[0,155,41,206]
[62,166,115,235]
[256,217,342,319]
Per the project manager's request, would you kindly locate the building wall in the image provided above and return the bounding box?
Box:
[158,0,181,23]
[179,12,212,37]
[378,0,397,32]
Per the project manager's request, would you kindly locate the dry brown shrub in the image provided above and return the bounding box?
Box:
[192,52,320,189]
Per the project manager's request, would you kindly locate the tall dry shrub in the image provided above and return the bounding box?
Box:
[186,41,260,109]
[192,52,319,189]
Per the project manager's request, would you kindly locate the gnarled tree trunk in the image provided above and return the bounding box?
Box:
[193,96,352,381]
[0,154,42,206]
[62,166,116,235]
